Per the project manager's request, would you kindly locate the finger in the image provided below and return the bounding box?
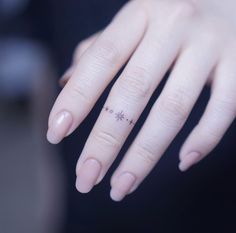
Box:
[73,32,101,63]
[47,1,147,144]
[110,40,218,201]
[75,8,193,193]
[59,32,101,87]
[179,56,236,171]
[59,67,74,87]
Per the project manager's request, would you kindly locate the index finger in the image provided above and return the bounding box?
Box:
[47,1,147,144]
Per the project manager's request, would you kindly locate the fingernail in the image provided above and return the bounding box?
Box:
[76,159,101,193]
[179,152,202,172]
[59,67,74,87]
[47,111,73,144]
[110,172,136,202]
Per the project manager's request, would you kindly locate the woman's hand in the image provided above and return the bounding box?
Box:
[47,0,236,201]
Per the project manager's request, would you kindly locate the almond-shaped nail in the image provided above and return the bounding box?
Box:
[47,111,73,144]
[179,152,202,172]
[110,172,136,202]
[76,159,101,193]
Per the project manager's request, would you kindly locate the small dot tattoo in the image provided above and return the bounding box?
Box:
[129,119,134,125]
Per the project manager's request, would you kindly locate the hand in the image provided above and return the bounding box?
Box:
[47,0,236,201]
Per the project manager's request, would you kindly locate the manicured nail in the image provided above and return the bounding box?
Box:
[179,152,202,172]
[110,172,136,202]
[47,111,73,144]
[59,67,74,87]
[76,159,101,193]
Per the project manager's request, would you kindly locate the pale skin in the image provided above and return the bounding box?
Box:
[47,0,236,201]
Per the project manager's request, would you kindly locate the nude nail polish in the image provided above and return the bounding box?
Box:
[110,172,136,202]
[47,111,73,144]
[179,152,202,172]
[76,159,101,193]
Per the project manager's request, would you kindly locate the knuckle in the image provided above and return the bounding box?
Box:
[215,96,236,116]
[70,80,92,103]
[158,90,191,127]
[131,0,148,19]
[73,44,83,60]
[117,66,152,101]
[93,129,121,148]
[172,0,197,20]
[134,142,157,165]
[79,40,90,51]
[73,41,89,61]
[197,27,221,48]
[91,39,120,66]
[116,0,148,23]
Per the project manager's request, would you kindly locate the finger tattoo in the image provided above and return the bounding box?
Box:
[103,106,135,126]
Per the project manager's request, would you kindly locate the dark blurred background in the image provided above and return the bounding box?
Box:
[0,1,236,233]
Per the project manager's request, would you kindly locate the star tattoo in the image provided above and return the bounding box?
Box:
[115,111,125,121]
[103,107,134,126]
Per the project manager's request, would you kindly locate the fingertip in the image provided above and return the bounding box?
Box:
[110,189,124,202]
[46,128,61,144]
[75,159,102,194]
[110,172,136,202]
[178,160,190,172]
[178,152,202,172]
[47,111,73,145]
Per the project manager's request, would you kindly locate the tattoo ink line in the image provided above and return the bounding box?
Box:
[103,106,135,126]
